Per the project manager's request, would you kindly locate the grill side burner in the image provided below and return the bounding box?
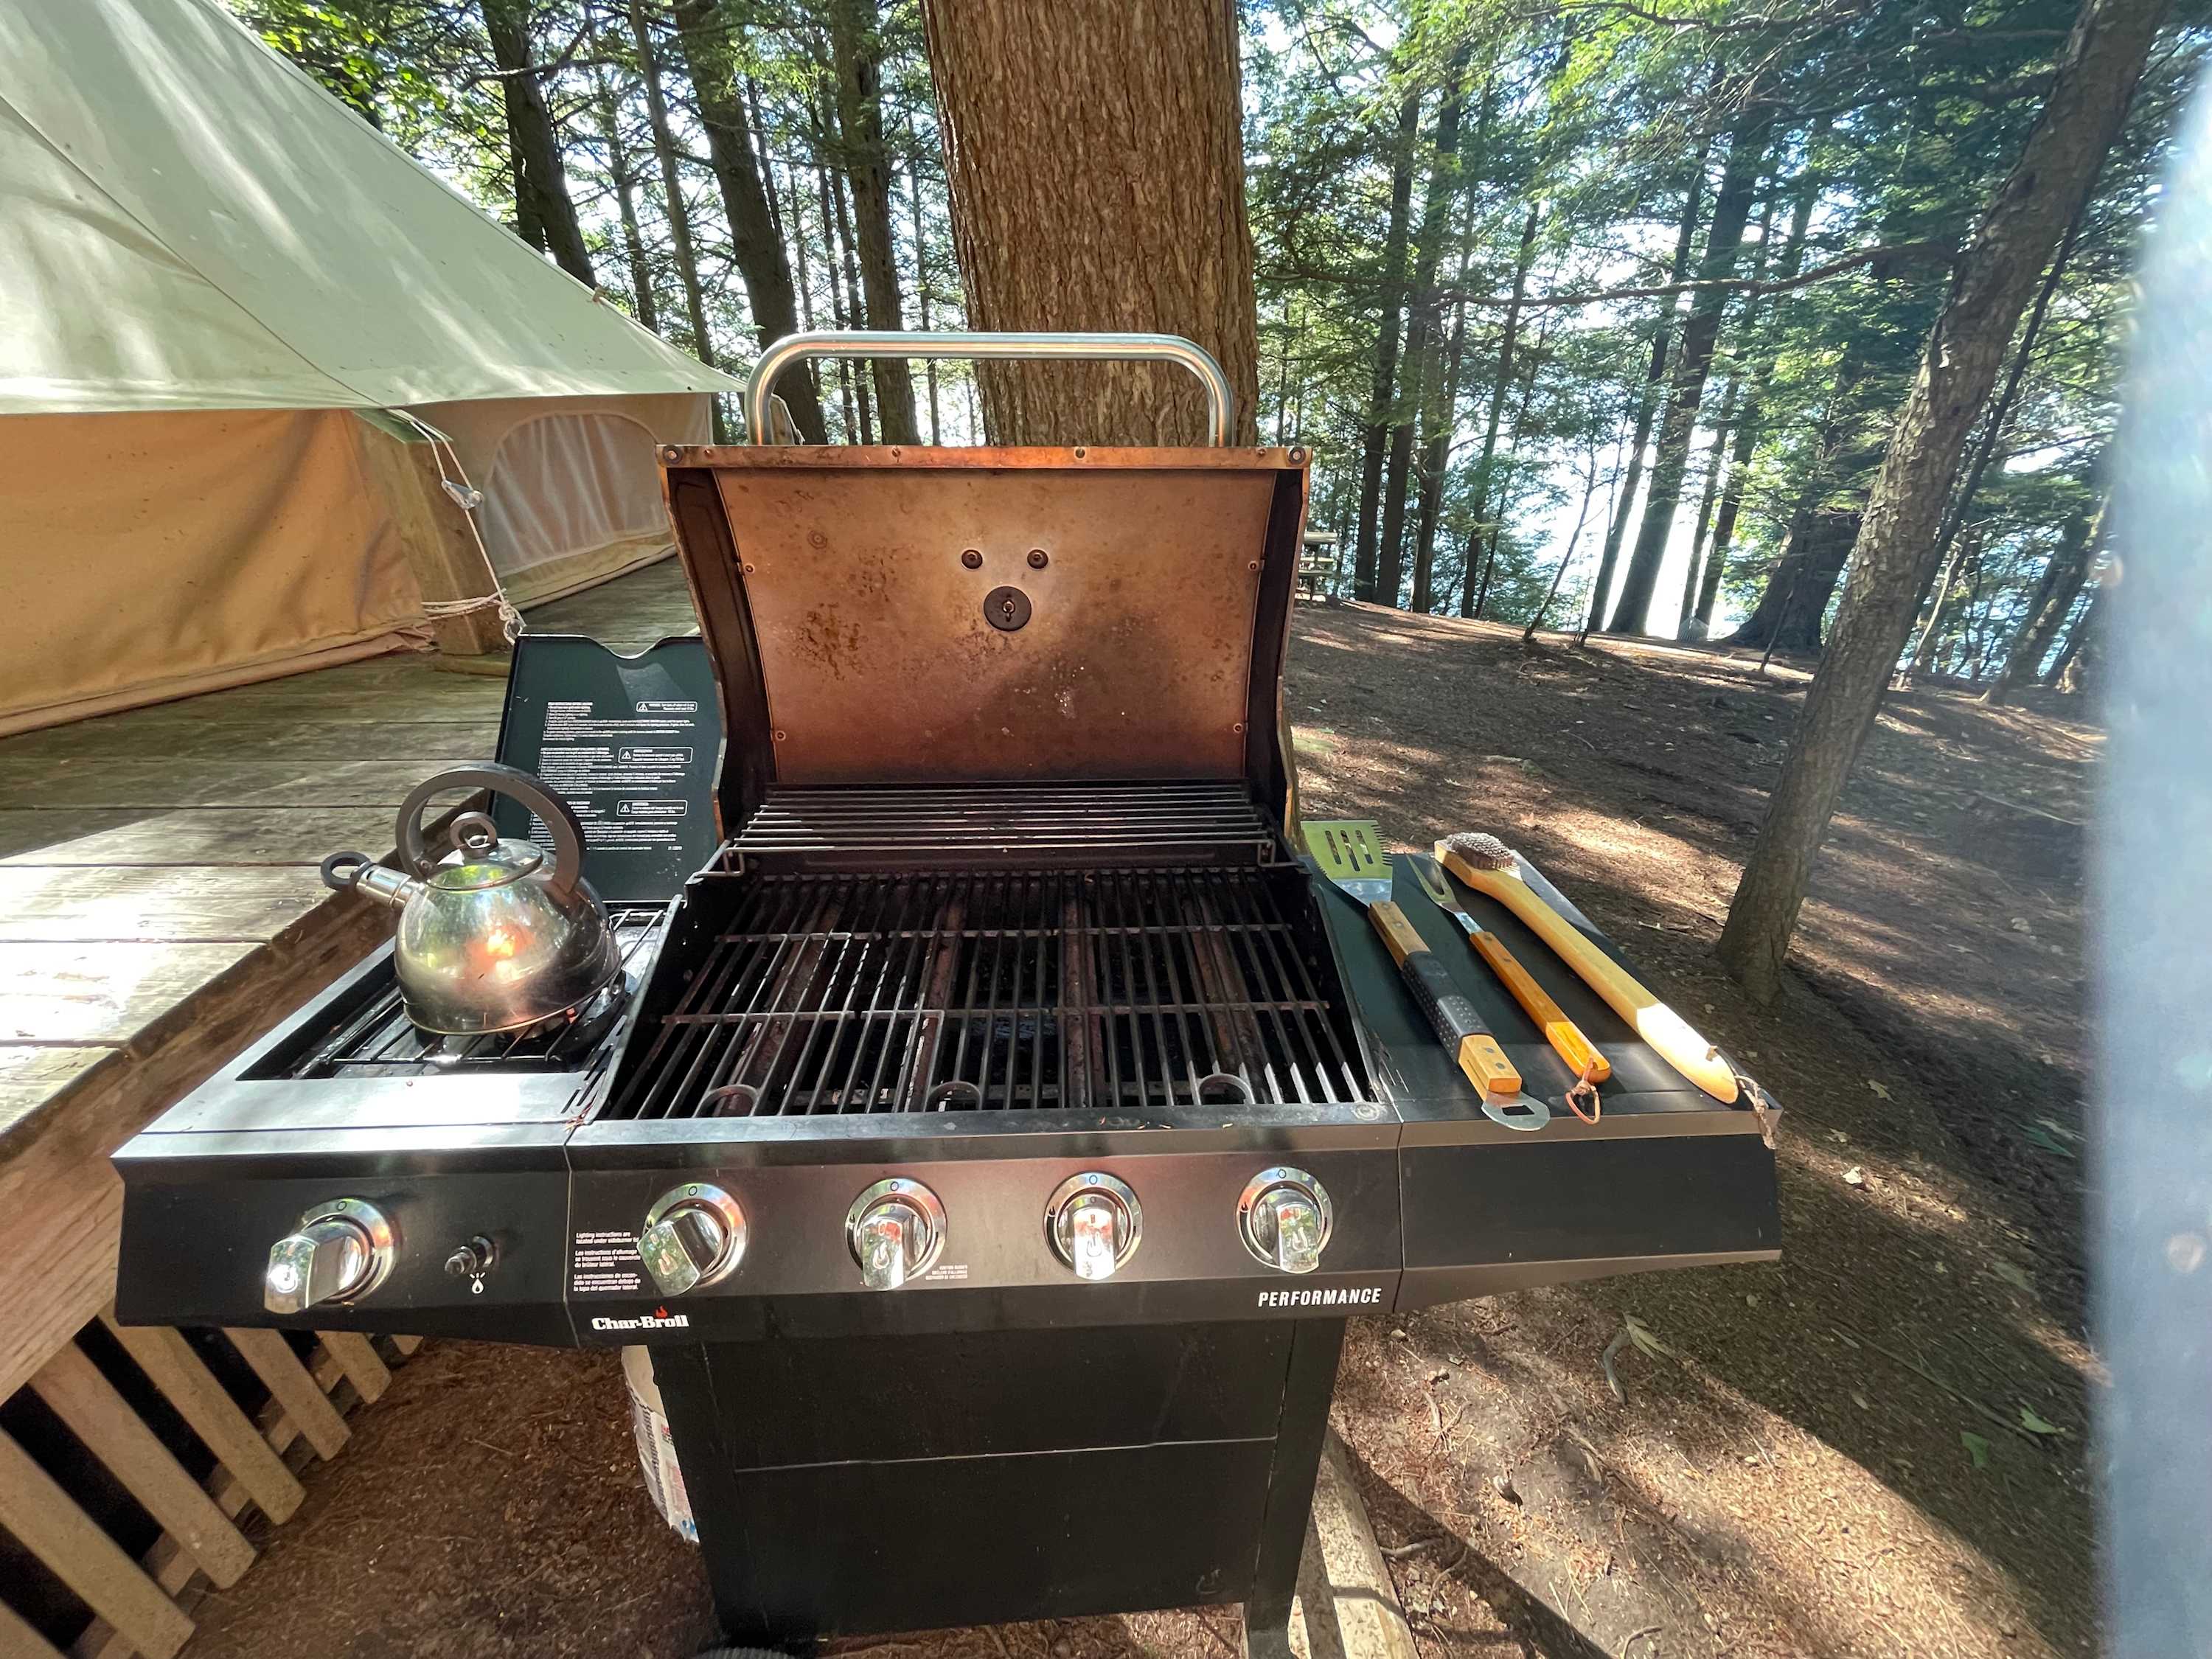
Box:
[602,864,1371,1122]
[249,908,668,1081]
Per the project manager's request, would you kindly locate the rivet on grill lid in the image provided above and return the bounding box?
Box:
[961,549,983,569]
[1027,549,1048,569]
[773,730,787,742]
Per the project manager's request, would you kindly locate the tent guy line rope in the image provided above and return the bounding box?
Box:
[394,409,526,642]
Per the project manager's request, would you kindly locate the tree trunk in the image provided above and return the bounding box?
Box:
[2049,584,2103,689]
[1409,230,1472,613]
[745,74,784,243]
[1677,392,1734,638]
[1471,310,1552,619]
[672,0,829,441]
[1355,93,1421,602]
[481,0,596,285]
[1908,521,1981,676]
[1607,110,1773,634]
[1729,508,1859,655]
[631,0,714,367]
[1585,141,1711,635]
[1983,497,2104,702]
[1526,446,1607,641]
[1724,336,1868,649]
[1694,143,1823,633]
[1457,206,1543,616]
[591,60,658,331]
[813,153,859,436]
[827,156,876,442]
[1412,80,1492,612]
[1717,0,2166,1002]
[1902,198,2088,675]
[919,0,1260,445]
[908,161,944,443]
[1375,52,1471,608]
[829,0,919,442]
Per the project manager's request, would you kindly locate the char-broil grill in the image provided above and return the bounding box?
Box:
[114,333,1779,1657]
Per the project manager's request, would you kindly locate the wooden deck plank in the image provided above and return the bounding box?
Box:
[0,866,337,903]
[316,1331,393,1403]
[0,1046,104,1126]
[0,891,327,944]
[0,758,456,812]
[222,1329,349,1461]
[0,942,262,1045]
[0,1595,64,1659]
[0,807,400,866]
[0,1427,192,1659]
[100,1315,306,1525]
[29,1341,257,1588]
[0,717,494,765]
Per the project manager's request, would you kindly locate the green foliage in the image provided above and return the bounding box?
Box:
[223,0,2197,647]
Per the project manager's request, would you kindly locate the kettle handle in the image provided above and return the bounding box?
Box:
[396,763,589,897]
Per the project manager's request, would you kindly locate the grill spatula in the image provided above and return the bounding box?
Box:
[1303,820,1520,1099]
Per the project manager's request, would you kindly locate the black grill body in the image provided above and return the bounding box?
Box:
[111,437,1779,1658]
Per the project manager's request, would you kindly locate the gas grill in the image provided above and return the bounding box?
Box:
[114,333,1779,1655]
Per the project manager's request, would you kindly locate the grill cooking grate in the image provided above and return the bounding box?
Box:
[602,869,1371,1120]
[259,908,669,1080]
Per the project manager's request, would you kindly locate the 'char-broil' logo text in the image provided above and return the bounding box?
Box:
[591,1306,692,1332]
[1256,1285,1384,1310]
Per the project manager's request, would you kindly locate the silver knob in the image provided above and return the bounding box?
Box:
[846,1178,947,1290]
[1238,1168,1334,1276]
[639,1183,746,1295]
[1045,1172,1143,1281]
[265,1198,393,1314]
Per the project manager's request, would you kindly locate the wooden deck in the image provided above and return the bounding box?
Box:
[0,555,699,1168]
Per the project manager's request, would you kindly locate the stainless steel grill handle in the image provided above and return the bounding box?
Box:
[745,330,1237,448]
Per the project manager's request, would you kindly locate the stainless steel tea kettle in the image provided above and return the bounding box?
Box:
[321,764,624,1035]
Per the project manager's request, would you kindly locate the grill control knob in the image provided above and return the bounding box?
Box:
[1045,1172,1143,1281]
[1238,1168,1334,1276]
[265,1198,394,1315]
[639,1184,746,1296]
[846,1178,947,1290]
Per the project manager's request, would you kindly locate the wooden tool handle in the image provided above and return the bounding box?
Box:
[1438,848,1737,1104]
[1368,902,1522,1098]
[1467,931,1612,1084]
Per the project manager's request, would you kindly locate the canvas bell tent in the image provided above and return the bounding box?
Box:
[0,0,744,736]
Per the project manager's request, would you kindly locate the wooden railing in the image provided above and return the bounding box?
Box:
[1,1321,422,1658]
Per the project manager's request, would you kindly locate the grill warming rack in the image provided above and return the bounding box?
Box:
[601,866,1373,1123]
[725,781,1277,870]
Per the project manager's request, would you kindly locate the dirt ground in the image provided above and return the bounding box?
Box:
[184,602,2101,1659]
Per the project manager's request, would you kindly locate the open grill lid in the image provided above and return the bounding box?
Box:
[656,333,1311,841]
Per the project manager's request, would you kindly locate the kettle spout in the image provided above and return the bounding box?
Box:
[321,851,423,910]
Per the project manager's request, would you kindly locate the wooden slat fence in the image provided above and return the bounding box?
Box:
[0,1317,423,1658]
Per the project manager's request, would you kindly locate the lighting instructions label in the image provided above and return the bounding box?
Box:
[571,1229,645,1295]
[536,701,701,852]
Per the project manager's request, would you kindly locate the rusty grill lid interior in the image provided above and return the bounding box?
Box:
[661,446,1310,833]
